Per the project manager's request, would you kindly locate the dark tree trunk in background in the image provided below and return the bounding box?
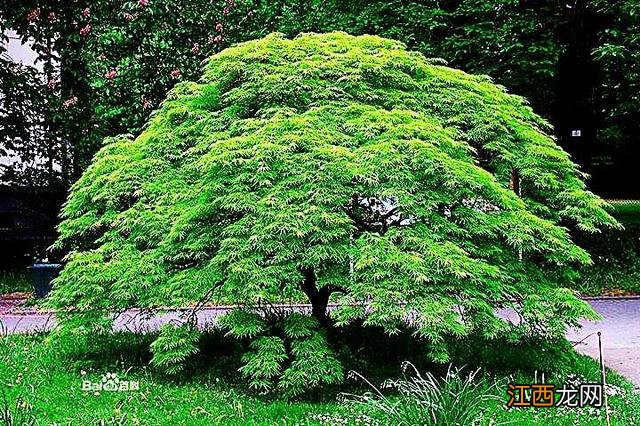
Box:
[59,41,90,186]
[45,35,55,187]
[554,1,605,192]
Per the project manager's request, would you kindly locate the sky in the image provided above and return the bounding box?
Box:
[4,29,41,70]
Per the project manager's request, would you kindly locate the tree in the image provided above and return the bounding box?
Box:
[0,39,49,185]
[590,0,640,196]
[0,0,255,185]
[1,0,95,187]
[50,32,618,393]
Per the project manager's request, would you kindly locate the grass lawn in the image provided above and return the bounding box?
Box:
[577,259,640,296]
[0,270,31,295]
[609,200,640,226]
[571,200,640,296]
[0,333,345,425]
[0,332,638,425]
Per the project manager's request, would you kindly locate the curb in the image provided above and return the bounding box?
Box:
[581,295,640,301]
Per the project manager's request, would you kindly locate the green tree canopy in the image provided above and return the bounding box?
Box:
[51,32,618,393]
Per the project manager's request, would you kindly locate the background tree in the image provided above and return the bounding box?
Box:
[591,0,640,196]
[0,36,50,185]
[76,0,567,141]
[1,0,95,187]
[1,0,253,185]
[3,1,639,197]
[50,32,618,394]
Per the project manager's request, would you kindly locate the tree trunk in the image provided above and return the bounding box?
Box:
[312,287,331,324]
[45,36,56,187]
[509,168,521,196]
[300,268,331,325]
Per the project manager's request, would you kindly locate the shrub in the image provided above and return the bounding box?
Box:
[50,32,617,392]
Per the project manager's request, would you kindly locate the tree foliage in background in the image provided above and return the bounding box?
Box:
[2,0,638,190]
[1,0,93,187]
[0,36,50,185]
[70,0,569,140]
[1,0,266,186]
[49,33,618,392]
[592,0,640,151]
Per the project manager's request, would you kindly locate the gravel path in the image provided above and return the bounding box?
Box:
[1,298,638,386]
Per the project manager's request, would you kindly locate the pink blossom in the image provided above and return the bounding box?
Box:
[124,13,134,22]
[48,12,57,22]
[225,0,236,6]
[104,69,117,80]
[138,0,149,6]
[80,25,91,36]
[215,23,223,32]
[47,79,58,90]
[63,96,78,109]
[141,95,152,109]
[82,8,90,18]
[222,7,230,15]
[214,34,224,44]
[26,8,40,23]
[191,43,200,54]
[170,69,181,79]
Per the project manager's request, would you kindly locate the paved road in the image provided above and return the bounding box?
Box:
[567,298,640,387]
[0,305,312,334]
[1,300,638,386]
